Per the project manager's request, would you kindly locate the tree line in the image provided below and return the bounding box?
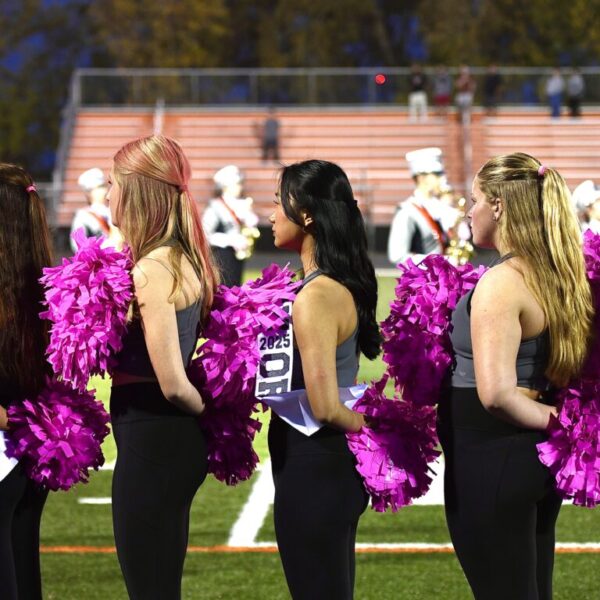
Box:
[1,0,599,178]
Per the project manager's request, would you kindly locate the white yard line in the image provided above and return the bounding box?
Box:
[78,497,112,505]
[228,459,275,547]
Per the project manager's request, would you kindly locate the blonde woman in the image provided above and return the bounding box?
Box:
[107,136,219,600]
[437,153,593,600]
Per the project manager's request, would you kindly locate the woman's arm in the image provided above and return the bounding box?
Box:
[293,282,364,433]
[0,406,7,430]
[133,258,204,415]
[471,268,556,430]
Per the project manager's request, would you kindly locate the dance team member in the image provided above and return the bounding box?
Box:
[0,164,53,600]
[268,160,381,599]
[108,136,219,600]
[438,153,593,599]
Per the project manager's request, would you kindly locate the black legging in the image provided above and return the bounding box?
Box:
[212,246,244,288]
[438,387,562,600]
[0,463,48,600]
[268,414,369,600]
[111,383,207,600]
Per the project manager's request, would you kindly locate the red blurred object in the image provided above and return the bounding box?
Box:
[375,73,386,85]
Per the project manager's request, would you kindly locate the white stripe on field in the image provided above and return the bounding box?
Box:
[99,459,115,471]
[240,541,600,551]
[228,459,275,547]
[375,268,399,278]
[78,497,112,505]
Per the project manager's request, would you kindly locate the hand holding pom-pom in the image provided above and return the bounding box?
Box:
[5,378,110,491]
[40,229,134,391]
[346,376,440,512]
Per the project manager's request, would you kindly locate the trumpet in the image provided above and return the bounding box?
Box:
[444,196,474,265]
[236,225,261,260]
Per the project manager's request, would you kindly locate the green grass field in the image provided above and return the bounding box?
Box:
[39,272,600,599]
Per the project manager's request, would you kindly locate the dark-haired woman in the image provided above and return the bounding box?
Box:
[0,164,53,600]
[268,159,381,600]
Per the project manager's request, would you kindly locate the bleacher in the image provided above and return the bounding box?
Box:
[58,108,600,229]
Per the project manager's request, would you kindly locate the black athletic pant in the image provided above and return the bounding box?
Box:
[269,414,369,600]
[111,383,208,600]
[212,246,244,288]
[0,463,48,600]
[438,387,562,600]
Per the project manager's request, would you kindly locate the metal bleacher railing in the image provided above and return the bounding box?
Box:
[48,66,600,232]
[71,66,600,107]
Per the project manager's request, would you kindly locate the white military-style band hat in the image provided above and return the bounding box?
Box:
[405,147,444,176]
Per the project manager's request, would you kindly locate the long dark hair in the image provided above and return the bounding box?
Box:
[279,160,381,359]
[0,164,53,398]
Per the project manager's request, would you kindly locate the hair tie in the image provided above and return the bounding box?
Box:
[537,165,547,178]
[178,184,188,193]
[26,184,37,193]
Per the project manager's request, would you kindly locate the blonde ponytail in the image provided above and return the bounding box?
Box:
[478,153,593,387]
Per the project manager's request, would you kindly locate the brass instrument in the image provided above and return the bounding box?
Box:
[444,196,474,265]
[234,196,261,261]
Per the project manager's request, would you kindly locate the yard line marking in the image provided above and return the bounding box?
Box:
[99,459,115,471]
[375,268,400,278]
[78,497,112,505]
[39,543,600,555]
[228,459,275,547]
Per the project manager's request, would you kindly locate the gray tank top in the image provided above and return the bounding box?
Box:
[114,301,201,378]
[450,255,550,389]
[291,270,359,390]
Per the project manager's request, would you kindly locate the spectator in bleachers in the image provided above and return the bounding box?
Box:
[261,106,280,162]
[70,167,112,252]
[407,63,428,122]
[567,68,585,118]
[483,65,502,116]
[387,147,452,265]
[433,66,452,116]
[455,65,476,124]
[202,165,260,286]
[545,68,565,118]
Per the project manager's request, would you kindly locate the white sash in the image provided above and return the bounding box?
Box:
[261,385,367,436]
[254,300,294,397]
[0,431,18,482]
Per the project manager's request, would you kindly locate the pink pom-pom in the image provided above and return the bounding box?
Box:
[5,378,110,491]
[189,263,300,485]
[537,384,600,507]
[381,256,485,406]
[40,229,133,391]
[199,406,263,485]
[346,376,440,512]
[583,230,600,284]
[536,231,600,506]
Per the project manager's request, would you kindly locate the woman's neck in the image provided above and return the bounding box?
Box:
[299,236,318,277]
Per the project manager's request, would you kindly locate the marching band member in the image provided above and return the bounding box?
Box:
[387,147,456,265]
[202,165,260,286]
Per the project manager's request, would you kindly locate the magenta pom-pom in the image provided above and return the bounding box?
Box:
[199,406,263,486]
[535,232,600,506]
[40,229,133,391]
[538,385,600,507]
[346,377,440,512]
[381,255,484,406]
[190,263,300,485]
[5,378,110,491]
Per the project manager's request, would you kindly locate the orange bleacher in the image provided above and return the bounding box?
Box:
[59,108,600,229]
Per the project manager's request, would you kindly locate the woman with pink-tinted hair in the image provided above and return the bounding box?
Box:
[107,135,219,600]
